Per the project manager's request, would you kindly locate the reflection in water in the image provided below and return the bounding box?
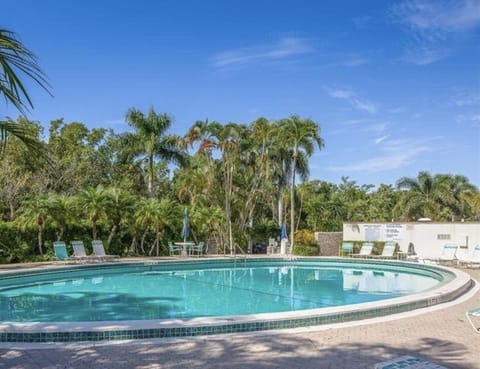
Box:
[0,265,440,323]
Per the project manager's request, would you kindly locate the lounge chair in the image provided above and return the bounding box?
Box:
[350,242,374,258]
[438,243,459,264]
[466,307,480,334]
[92,240,119,260]
[53,241,70,261]
[71,240,94,261]
[189,241,205,257]
[457,245,480,268]
[168,241,182,256]
[339,241,353,257]
[370,241,396,259]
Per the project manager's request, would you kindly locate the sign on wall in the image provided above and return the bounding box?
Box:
[364,224,383,241]
[385,224,404,241]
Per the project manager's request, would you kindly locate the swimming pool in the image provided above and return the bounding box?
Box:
[0,258,473,342]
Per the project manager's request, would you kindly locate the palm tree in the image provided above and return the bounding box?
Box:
[0,28,50,156]
[395,171,453,221]
[279,115,324,250]
[105,187,134,245]
[16,194,57,255]
[135,198,178,256]
[185,120,246,254]
[75,186,111,239]
[124,107,186,197]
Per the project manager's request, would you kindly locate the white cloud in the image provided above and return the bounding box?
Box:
[210,37,314,69]
[391,0,480,65]
[451,92,480,106]
[342,57,368,67]
[326,87,378,114]
[457,114,480,126]
[375,135,390,144]
[403,46,451,65]
[392,0,480,37]
[328,137,433,172]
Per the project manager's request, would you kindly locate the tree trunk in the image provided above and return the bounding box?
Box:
[108,224,118,245]
[290,147,298,251]
[37,222,44,255]
[140,231,148,254]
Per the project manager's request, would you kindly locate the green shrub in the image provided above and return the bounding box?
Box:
[294,229,316,245]
[293,244,319,256]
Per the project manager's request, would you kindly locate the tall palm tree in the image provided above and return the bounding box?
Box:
[75,186,111,240]
[185,120,246,254]
[279,115,324,250]
[16,194,57,255]
[0,28,50,157]
[124,107,186,197]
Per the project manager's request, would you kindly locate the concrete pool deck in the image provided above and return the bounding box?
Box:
[0,260,479,368]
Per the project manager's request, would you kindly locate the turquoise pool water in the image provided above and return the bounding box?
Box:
[0,260,451,323]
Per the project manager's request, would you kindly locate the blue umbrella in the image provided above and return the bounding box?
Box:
[181,208,189,242]
[280,223,288,240]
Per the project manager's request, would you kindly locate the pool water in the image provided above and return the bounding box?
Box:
[0,262,444,323]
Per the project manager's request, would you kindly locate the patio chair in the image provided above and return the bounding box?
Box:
[339,241,354,256]
[71,240,94,261]
[466,307,480,334]
[189,241,205,257]
[457,245,480,268]
[168,241,182,256]
[53,241,70,261]
[370,241,396,259]
[350,242,374,258]
[92,240,119,260]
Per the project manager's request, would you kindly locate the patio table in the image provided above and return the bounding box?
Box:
[174,242,195,257]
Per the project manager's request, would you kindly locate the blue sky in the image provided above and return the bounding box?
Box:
[3,0,480,187]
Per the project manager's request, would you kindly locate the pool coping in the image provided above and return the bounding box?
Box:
[0,257,474,343]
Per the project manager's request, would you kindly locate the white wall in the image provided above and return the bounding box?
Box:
[342,222,480,259]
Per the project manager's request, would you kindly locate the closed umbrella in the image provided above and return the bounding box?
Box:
[280,223,288,240]
[181,208,189,242]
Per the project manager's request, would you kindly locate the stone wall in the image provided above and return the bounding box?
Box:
[315,232,343,256]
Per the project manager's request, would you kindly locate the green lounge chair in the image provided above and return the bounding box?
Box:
[92,240,119,260]
[339,241,353,257]
[53,241,70,261]
[189,241,204,257]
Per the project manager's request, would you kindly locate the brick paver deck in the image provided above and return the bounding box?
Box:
[0,263,479,369]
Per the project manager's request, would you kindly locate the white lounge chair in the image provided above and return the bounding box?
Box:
[438,243,459,264]
[71,240,95,261]
[457,245,480,267]
[350,242,374,258]
[370,241,396,259]
[466,307,480,334]
[92,240,119,260]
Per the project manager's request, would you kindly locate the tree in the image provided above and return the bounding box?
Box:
[279,115,324,250]
[0,28,50,156]
[75,186,111,239]
[185,120,247,254]
[124,107,186,197]
[16,194,57,255]
[135,198,178,256]
[394,171,458,221]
